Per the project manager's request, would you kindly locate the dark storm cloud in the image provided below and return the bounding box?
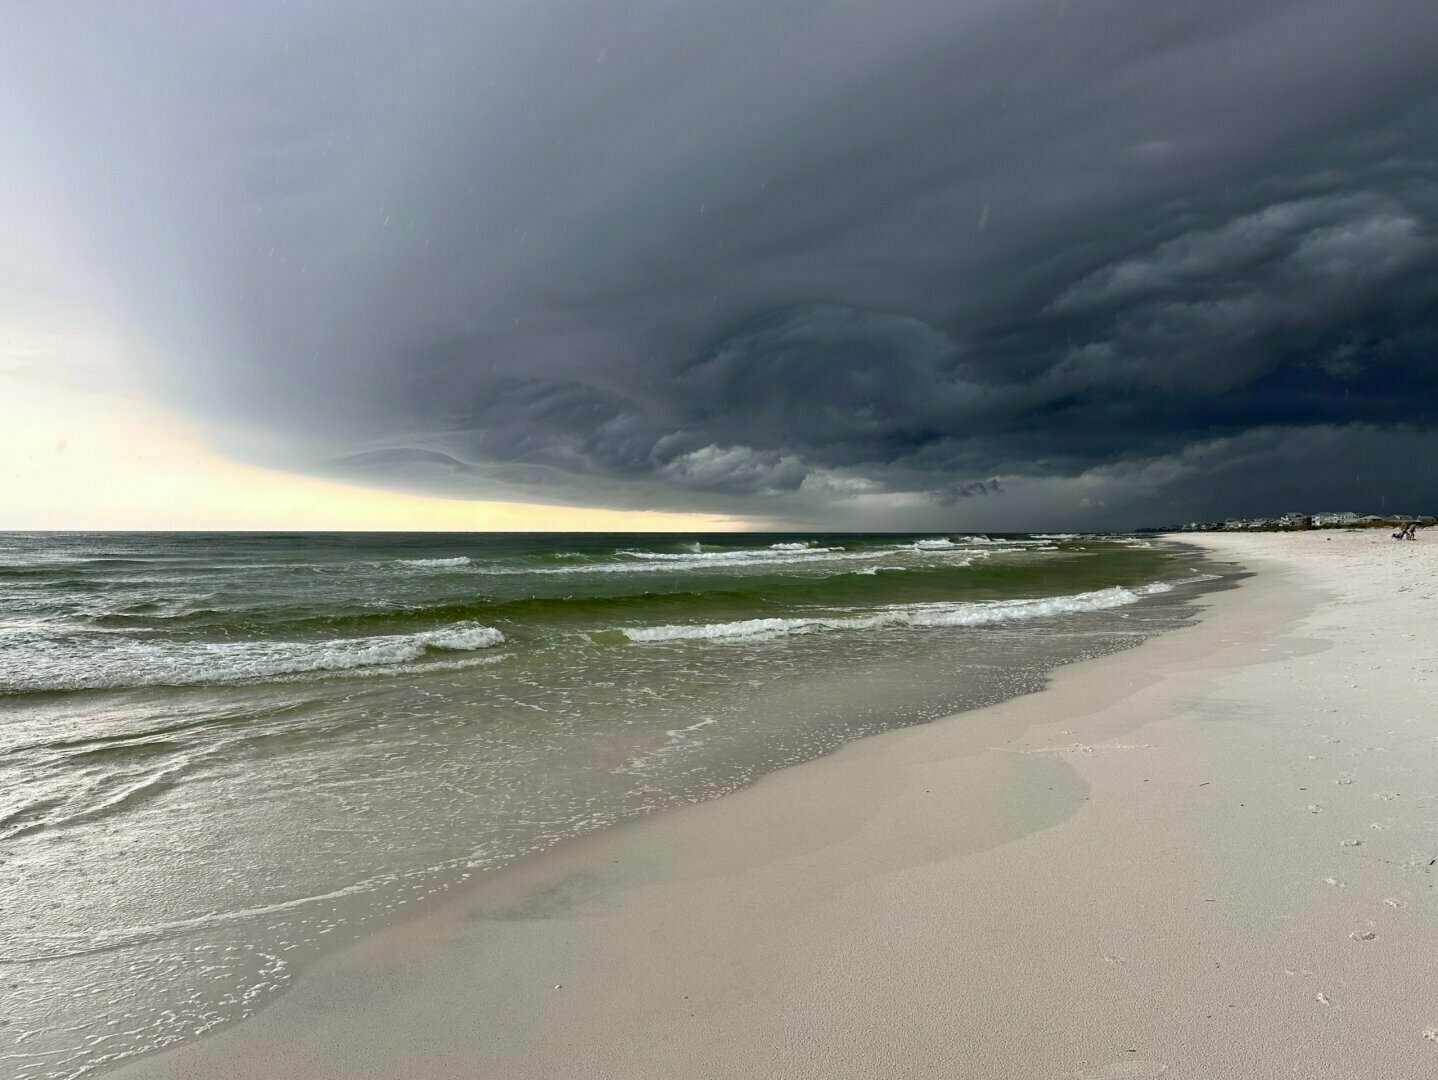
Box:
[4,0,1438,526]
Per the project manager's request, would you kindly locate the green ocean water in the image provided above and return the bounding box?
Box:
[0,531,1221,1078]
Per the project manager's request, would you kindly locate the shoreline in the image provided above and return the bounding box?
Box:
[6,535,1209,1080]
[107,532,1438,1078]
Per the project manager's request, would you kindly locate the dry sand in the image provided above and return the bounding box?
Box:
[109,531,1438,1079]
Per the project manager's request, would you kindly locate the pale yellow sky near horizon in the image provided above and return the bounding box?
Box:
[0,321,748,532]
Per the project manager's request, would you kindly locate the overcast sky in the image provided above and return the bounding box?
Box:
[4,0,1437,530]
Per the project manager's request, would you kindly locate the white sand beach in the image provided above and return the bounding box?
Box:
[109,531,1438,1079]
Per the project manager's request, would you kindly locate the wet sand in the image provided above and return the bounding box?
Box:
[108,531,1438,1079]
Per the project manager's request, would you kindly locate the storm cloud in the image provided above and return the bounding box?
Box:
[4,0,1438,527]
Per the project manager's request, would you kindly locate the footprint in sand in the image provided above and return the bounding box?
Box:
[1423,1028,1438,1043]
[1307,804,1324,814]
[1350,930,1377,941]
[1071,1061,1167,1079]
[1336,773,1355,785]
[1324,877,1345,887]
[1316,993,1335,1007]
[1341,839,1364,847]
[1374,792,1401,801]
[1384,898,1407,909]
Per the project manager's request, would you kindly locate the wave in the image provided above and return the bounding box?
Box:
[615,543,844,562]
[7,872,396,962]
[0,623,505,694]
[0,759,196,842]
[531,541,989,576]
[73,544,1037,638]
[610,583,1173,644]
[85,567,940,637]
[394,556,473,569]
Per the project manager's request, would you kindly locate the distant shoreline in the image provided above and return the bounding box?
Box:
[1142,518,1435,534]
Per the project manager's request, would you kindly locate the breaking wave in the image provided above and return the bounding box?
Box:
[616,543,844,561]
[530,540,996,575]
[0,623,505,694]
[610,583,1173,644]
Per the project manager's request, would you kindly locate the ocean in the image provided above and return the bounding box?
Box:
[0,531,1226,1078]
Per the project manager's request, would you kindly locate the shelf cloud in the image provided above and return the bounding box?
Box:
[4,0,1438,527]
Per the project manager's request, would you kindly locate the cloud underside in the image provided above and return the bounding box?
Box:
[5,0,1438,526]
